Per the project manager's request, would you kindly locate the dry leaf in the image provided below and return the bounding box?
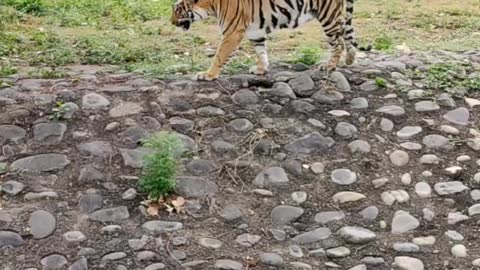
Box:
[147,202,160,216]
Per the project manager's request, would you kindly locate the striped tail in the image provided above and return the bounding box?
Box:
[344,0,372,52]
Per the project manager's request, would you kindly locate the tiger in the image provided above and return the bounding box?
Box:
[171,0,369,81]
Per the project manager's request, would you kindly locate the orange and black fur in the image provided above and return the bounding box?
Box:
[171,0,369,81]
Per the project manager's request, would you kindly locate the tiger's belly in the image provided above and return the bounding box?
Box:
[246,10,315,40]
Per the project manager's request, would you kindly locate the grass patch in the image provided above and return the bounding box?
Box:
[375,77,387,88]
[0,65,18,77]
[289,47,323,66]
[425,62,480,92]
[139,132,183,200]
[373,34,394,51]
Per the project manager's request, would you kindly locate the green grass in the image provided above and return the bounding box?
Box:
[425,62,480,92]
[289,47,323,66]
[375,77,387,88]
[139,132,182,200]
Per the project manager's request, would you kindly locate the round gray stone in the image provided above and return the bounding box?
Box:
[443,107,469,126]
[29,210,56,239]
[331,169,357,185]
[271,205,304,225]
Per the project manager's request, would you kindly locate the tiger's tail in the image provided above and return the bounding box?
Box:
[344,0,372,52]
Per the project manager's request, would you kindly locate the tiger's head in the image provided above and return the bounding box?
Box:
[170,0,209,31]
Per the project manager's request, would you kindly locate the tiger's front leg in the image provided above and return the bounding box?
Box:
[196,31,245,81]
[249,38,269,75]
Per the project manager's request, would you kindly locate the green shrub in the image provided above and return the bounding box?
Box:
[139,132,183,200]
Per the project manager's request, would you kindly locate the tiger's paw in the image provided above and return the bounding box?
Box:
[345,51,356,66]
[195,71,218,81]
[316,64,337,72]
[249,66,268,76]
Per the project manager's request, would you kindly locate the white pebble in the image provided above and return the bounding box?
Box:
[451,244,467,258]
[422,171,433,177]
[401,173,412,185]
[457,155,471,162]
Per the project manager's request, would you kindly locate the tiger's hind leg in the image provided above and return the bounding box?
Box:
[249,37,269,75]
[318,19,345,72]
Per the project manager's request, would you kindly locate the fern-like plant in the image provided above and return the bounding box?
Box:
[139,132,182,200]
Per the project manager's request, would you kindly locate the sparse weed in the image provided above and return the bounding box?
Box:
[373,34,393,51]
[139,132,183,200]
[425,62,480,92]
[375,77,387,88]
[48,101,70,121]
[0,65,18,77]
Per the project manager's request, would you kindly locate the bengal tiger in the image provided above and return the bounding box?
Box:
[171,0,369,81]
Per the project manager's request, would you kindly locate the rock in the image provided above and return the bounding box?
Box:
[330,71,351,92]
[41,254,68,269]
[310,162,325,174]
[473,259,480,267]
[290,262,312,270]
[0,231,24,247]
[468,204,480,216]
[122,126,149,145]
[415,101,440,112]
[271,205,304,225]
[337,226,376,244]
[391,211,419,234]
[423,208,435,221]
[88,206,130,222]
[394,256,424,270]
[465,97,480,108]
[451,244,467,257]
[407,89,426,99]
[347,140,371,153]
[393,242,419,252]
[289,74,315,96]
[286,132,335,154]
[11,154,70,172]
[331,169,357,185]
[314,211,345,224]
[101,252,127,261]
[1,180,25,196]
[69,257,88,270]
[415,182,432,198]
[359,206,379,221]
[334,122,358,139]
[169,117,194,133]
[232,89,258,105]
[142,221,183,235]
[413,236,436,246]
[359,80,380,91]
[145,263,166,270]
[422,134,451,150]
[397,126,422,139]
[326,246,350,258]
[229,118,254,133]
[448,212,470,225]
[400,142,422,151]
[186,159,217,175]
[121,188,137,200]
[197,106,225,116]
[24,191,59,201]
[260,253,284,266]
[389,150,410,166]
[311,89,344,104]
[350,98,368,109]
[291,100,316,113]
[119,147,152,168]
[63,231,87,244]
[443,107,469,126]
[214,259,243,270]
[288,244,304,257]
[82,93,110,110]
[254,167,289,186]
[434,181,468,195]
[380,118,394,131]
[376,105,405,116]
[29,210,56,239]
[291,191,307,204]
[78,193,103,213]
[419,154,440,164]
[332,192,366,204]
[348,265,367,270]
[176,176,219,198]
[381,190,410,205]
[109,102,144,117]
[235,233,261,247]
[220,205,244,222]
[438,93,456,107]
[269,82,297,99]
[33,123,67,144]
[472,190,480,201]
[128,236,148,250]
[211,140,235,154]
[78,165,104,183]
[137,251,160,262]
[78,141,114,159]
[441,125,460,135]
[292,228,332,244]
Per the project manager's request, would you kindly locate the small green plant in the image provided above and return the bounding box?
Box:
[373,34,393,51]
[49,101,69,121]
[28,68,68,78]
[291,47,322,66]
[139,132,183,200]
[465,76,480,91]
[375,77,387,88]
